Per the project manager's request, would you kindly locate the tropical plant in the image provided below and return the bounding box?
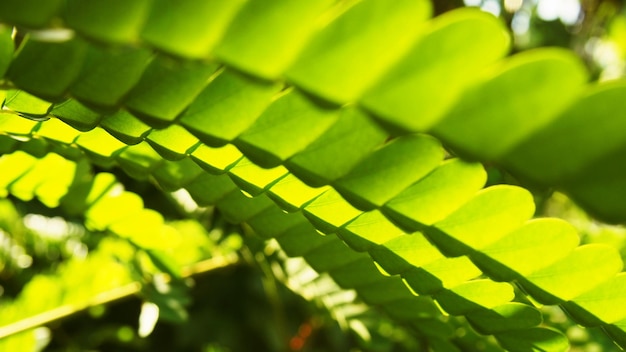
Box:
[0,0,626,351]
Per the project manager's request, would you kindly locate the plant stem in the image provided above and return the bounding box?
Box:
[0,255,239,340]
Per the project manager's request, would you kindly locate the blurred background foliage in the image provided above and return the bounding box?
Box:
[3,0,626,351]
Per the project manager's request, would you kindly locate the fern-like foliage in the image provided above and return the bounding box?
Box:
[1,1,626,351]
[0,150,242,350]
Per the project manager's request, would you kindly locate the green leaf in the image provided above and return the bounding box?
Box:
[303,188,362,233]
[0,135,17,155]
[434,279,515,315]
[402,257,481,294]
[563,146,626,223]
[50,99,101,131]
[286,0,431,103]
[503,82,626,184]
[362,8,510,131]
[276,220,333,257]
[116,142,163,180]
[235,89,340,168]
[372,234,443,276]
[3,90,53,117]
[333,134,444,210]
[189,143,243,174]
[604,324,626,350]
[0,112,40,136]
[285,107,387,186]
[304,238,365,272]
[429,185,535,256]
[357,277,418,305]
[428,339,462,352]
[227,158,288,196]
[36,158,83,208]
[70,46,152,107]
[185,173,237,206]
[383,159,486,229]
[142,0,247,58]
[563,273,626,326]
[75,128,127,166]
[0,26,14,77]
[110,209,167,249]
[180,69,282,146]
[7,37,87,100]
[0,330,36,352]
[267,173,329,211]
[17,138,49,157]
[329,257,390,288]
[85,191,144,231]
[0,151,37,197]
[64,0,151,43]
[466,303,542,335]
[61,172,117,216]
[124,58,218,126]
[0,0,63,27]
[247,204,309,240]
[521,244,623,304]
[151,158,204,192]
[8,151,71,202]
[100,110,152,145]
[473,219,579,281]
[338,210,406,252]
[382,296,442,321]
[216,191,273,223]
[214,0,335,78]
[495,328,569,352]
[146,125,199,161]
[433,49,587,160]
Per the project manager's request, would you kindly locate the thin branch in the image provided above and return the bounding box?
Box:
[0,255,239,340]
[0,283,141,340]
